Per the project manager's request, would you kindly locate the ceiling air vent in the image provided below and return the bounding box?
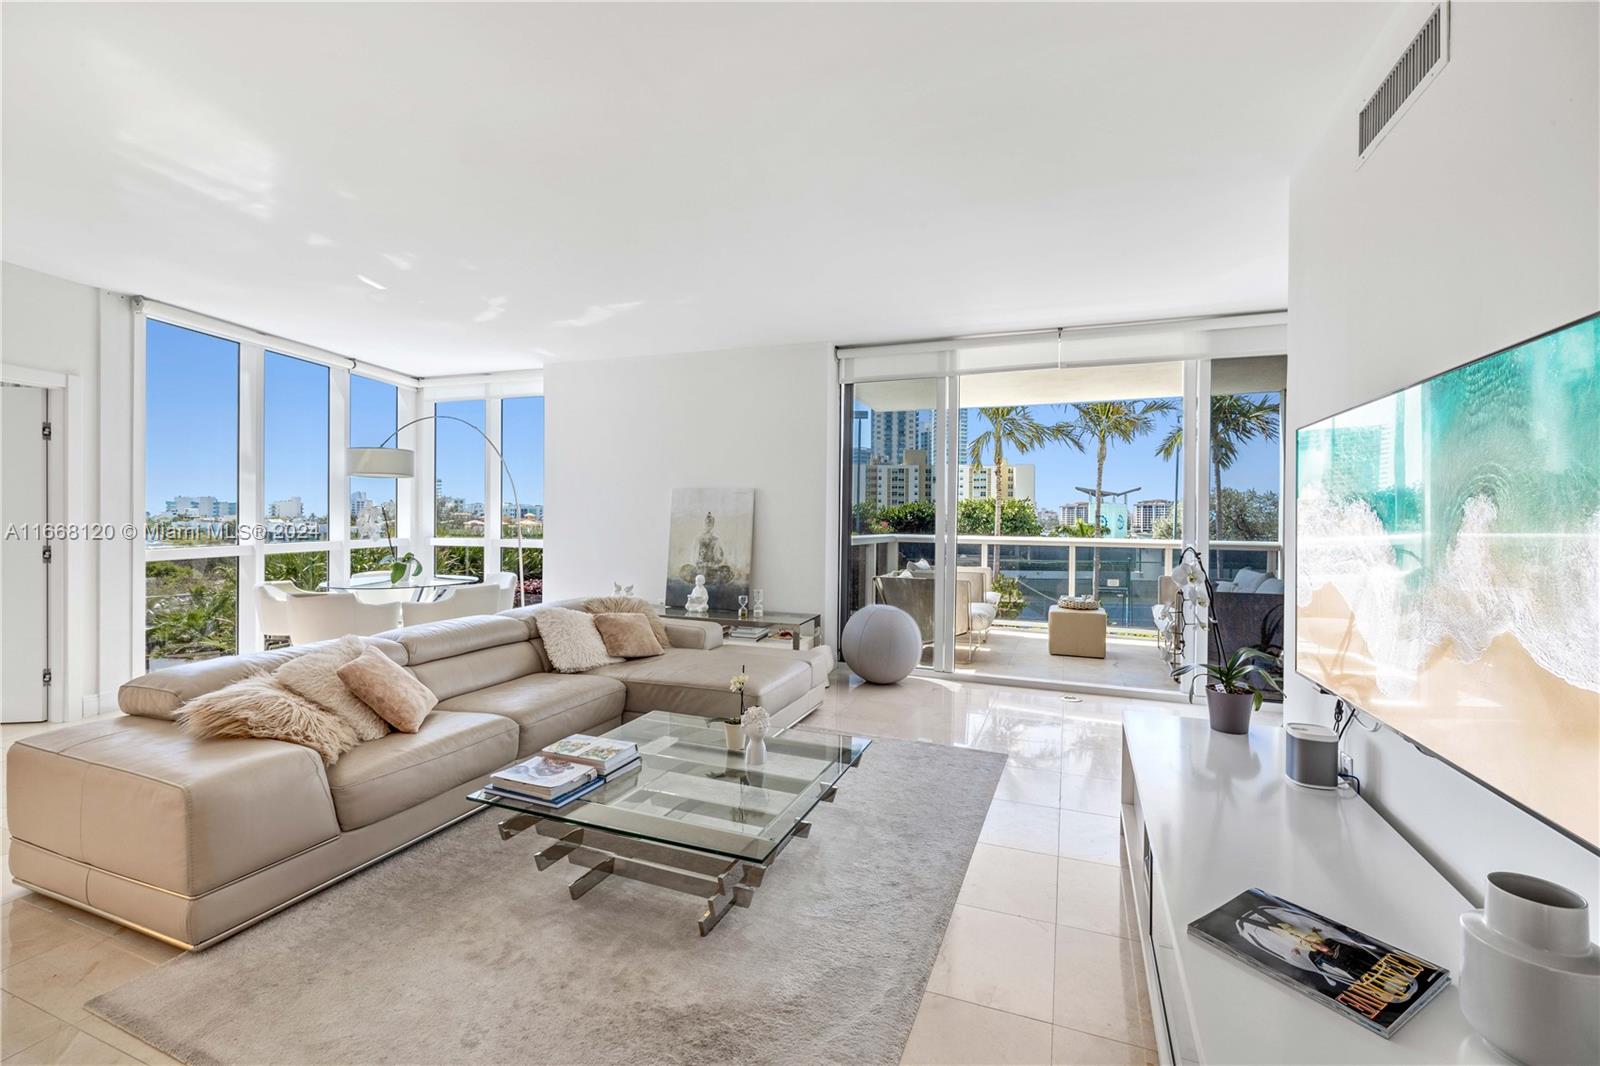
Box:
[1358,2,1450,163]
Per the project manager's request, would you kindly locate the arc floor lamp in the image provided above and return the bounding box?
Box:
[348,414,529,596]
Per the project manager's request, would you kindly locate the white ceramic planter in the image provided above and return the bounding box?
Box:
[1459,871,1600,1065]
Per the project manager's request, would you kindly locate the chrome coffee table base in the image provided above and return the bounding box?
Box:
[495,806,828,935]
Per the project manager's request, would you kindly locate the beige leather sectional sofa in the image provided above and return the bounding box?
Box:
[5,601,831,949]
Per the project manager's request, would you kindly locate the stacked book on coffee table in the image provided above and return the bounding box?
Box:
[483,734,641,809]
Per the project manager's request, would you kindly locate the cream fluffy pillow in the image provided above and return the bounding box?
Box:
[275,636,391,741]
[533,606,620,673]
[337,646,437,733]
[592,612,665,659]
[177,673,359,765]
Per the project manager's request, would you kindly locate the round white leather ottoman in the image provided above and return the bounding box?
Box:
[840,604,921,684]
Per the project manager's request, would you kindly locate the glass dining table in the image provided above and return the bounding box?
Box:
[323,574,477,602]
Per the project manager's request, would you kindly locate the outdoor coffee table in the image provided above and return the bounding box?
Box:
[468,710,870,935]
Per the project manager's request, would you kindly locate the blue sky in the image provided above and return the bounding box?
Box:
[145,321,545,517]
[433,397,545,509]
[851,398,1282,510]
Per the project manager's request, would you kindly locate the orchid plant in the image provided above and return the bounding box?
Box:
[727,669,749,725]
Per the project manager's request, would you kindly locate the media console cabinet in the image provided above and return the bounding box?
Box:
[1118,706,1510,1065]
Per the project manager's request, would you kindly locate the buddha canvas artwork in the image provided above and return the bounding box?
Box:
[665,487,754,610]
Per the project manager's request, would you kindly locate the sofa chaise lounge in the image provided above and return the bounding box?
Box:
[4,600,831,949]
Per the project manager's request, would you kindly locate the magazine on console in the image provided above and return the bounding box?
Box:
[1187,888,1450,1038]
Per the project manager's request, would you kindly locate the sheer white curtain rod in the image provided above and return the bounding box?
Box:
[133,296,422,389]
[834,308,1287,356]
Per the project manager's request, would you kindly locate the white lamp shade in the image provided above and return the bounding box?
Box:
[348,447,416,478]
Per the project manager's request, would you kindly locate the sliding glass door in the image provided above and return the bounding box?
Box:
[843,377,958,672]
[839,347,1285,695]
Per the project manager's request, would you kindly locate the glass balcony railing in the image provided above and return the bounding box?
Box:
[847,534,1281,635]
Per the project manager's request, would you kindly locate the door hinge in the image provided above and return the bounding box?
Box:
[41,421,52,441]
[42,544,53,564]
[42,668,52,687]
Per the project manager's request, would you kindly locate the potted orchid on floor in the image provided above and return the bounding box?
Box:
[1172,647,1282,735]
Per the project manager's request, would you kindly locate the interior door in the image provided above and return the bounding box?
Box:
[2,383,51,722]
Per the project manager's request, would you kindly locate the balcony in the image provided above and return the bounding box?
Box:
[847,533,1283,692]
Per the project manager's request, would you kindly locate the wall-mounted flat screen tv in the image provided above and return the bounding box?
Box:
[1296,313,1599,849]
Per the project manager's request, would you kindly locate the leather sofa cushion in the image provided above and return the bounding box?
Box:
[437,673,627,758]
[325,711,515,831]
[408,641,544,702]
[743,643,833,690]
[662,619,724,650]
[592,647,812,719]
[119,637,408,721]
[6,716,340,896]
[373,615,530,666]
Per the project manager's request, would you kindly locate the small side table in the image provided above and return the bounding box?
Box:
[1048,606,1108,659]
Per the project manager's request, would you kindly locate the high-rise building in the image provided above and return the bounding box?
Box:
[268,497,303,520]
[871,410,920,464]
[917,409,969,462]
[865,448,934,507]
[957,464,1035,503]
[350,490,369,519]
[1060,501,1093,526]
[1131,498,1174,536]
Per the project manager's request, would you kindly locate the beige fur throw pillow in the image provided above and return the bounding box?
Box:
[337,646,437,733]
[275,635,391,741]
[177,673,359,765]
[592,612,665,659]
[581,596,671,649]
[533,606,621,673]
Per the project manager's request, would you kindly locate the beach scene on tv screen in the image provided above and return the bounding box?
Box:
[1296,315,1600,846]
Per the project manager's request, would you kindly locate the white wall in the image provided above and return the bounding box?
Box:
[1286,1,1599,919]
[1,262,139,717]
[544,343,838,639]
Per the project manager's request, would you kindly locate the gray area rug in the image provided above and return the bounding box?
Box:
[89,737,1004,1066]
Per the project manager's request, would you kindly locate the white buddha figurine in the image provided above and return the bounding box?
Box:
[684,574,710,613]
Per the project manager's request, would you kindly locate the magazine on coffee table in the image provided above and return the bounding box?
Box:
[1188,888,1450,1038]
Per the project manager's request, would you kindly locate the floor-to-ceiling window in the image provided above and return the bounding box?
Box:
[144,321,240,667]
[499,395,545,605]
[1207,355,1287,676]
[432,398,487,581]
[349,373,399,548]
[838,326,1285,695]
[140,308,423,665]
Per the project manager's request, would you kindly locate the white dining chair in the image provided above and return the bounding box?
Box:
[494,571,516,611]
[255,581,320,647]
[399,583,506,627]
[285,591,402,645]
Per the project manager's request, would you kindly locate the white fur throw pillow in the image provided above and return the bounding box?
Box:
[533,606,621,673]
[177,673,359,765]
[275,635,392,741]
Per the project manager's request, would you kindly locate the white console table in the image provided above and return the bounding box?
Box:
[1119,707,1510,1066]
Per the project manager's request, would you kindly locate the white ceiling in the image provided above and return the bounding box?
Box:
[1,3,1394,377]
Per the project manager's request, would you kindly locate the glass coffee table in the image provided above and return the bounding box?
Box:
[469,711,870,935]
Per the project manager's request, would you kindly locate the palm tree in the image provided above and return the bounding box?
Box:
[1155,393,1280,539]
[968,406,1082,543]
[1069,399,1176,591]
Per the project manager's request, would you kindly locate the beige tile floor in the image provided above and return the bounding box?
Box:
[933,626,1181,695]
[808,674,1162,1066]
[1,674,1165,1066]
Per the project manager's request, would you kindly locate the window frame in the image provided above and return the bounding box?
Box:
[135,302,421,663]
